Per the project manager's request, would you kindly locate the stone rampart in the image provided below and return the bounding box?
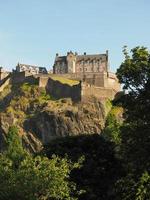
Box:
[81,83,118,101]
[12,71,38,84]
[38,75,118,102]
[45,77,81,102]
[1,71,120,102]
[46,72,120,90]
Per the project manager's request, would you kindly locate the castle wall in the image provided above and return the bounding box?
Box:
[48,72,106,87]
[12,71,38,84]
[81,83,117,101]
[12,71,26,83]
[45,78,81,102]
[38,75,118,102]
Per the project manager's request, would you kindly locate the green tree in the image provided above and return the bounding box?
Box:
[0,126,82,200]
[103,112,121,145]
[5,126,27,167]
[116,46,150,124]
[0,154,82,200]
[116,46,150,199]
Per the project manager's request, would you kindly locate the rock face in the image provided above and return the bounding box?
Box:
[0,82,108,152]
[24,100,105,142]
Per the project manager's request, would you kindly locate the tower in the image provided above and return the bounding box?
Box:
[66,51,76,73]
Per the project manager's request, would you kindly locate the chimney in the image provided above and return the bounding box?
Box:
[56,53,59,57]
[106,50,108,56]
[106,50,109,71]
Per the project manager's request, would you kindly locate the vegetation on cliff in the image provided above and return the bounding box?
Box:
[0,81,105,152]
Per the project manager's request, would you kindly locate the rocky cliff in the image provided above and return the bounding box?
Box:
[0,82,110,152]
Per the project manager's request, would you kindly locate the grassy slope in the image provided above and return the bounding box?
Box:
[50,75,79,86]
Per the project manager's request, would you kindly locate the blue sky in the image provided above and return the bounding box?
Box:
[0,0,150,72]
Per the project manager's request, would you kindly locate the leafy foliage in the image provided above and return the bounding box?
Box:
[116,46,150,124]
[115,46,150,199]
[102,106,123,145]
[115,171,150,200]
[0,155,81,200]
[0,126,81,200]
[5,126,27,166]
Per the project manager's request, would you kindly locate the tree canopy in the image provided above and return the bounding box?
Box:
[115,46,150,200]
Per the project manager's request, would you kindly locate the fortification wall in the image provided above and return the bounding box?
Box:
[45,78,81,102]
[48,72,120,89]
[38,74,119,102]
[48,72,106,87]
[12,71,26,83]
[6,72,120,102]
[12,71,38,84]
[81,83,117,101]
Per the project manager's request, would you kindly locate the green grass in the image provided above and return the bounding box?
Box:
[50,76,79,86]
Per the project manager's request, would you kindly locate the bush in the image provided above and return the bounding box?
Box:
[0,126,82,200]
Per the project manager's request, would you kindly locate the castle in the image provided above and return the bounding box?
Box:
[0,50,120,101]
[53,51,109,74]
[53,51,120,92]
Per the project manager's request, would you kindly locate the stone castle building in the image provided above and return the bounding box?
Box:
[53,51,120,92]
[53,51,109,74]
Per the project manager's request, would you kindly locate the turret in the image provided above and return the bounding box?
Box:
[66,51,76,73]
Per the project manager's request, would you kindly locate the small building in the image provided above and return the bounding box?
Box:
[16,63,47,75]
